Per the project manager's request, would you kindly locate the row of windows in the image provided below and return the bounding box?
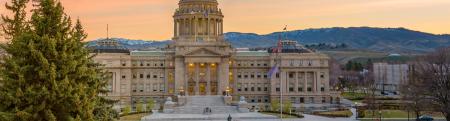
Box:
[287,60,327,67]
[121,73,165,80]
[237,72,269,79]
[235,61,269,67]
[289,97,329,104]
[237,83,270,92]
[131,83,165,92]
[243,96,270,103]
[275,86,325,92]
[122,61,169,67]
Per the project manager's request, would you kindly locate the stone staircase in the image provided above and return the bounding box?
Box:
[173,96,239,114]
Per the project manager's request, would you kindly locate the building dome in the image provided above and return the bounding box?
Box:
[173,0,224,42]
[179,0,217,3]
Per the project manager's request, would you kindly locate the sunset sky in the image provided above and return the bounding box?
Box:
[1,0,450,41]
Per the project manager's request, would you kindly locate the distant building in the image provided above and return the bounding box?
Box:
[373,63,409,95]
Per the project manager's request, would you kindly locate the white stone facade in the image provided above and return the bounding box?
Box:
[373,63,409,95]
[92,0,340,112]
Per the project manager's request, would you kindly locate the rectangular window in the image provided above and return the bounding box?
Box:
[307,87,312,92]
[263,74,268,78]
[276,88,280,92]
[298,87,303,92]
[132,74,137,79]
[237,83,242,92]
[160,84,165,92]
[276,73,280,78]
[320,72,325,78]
[140,74,144,78]
[322,97,326,103]
[321,87,325,92]
[147,74,151,79]
[300,97,304,103]
[122,75,126,79]
[290,97,296,103]
[289,73,294,78]
[244,84,248,91]
[132,84,137,92]
[153,84,158,92]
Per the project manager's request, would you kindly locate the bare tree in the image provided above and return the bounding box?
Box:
[414,47,450,121]
[399,64,428,120]
[329,58,342,89]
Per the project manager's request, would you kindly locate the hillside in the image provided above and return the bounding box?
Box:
[226,27,450,53]
[88,27,450,53]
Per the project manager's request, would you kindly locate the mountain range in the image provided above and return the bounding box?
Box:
[88,27,450,53]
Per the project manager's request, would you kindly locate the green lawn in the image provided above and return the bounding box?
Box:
[341,92,367,101]
[260,112,301,119]
[362,110,444,119]
[316,110,353,117]
[119,113,151,121]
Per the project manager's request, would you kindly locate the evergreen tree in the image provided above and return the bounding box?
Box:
[0,0,116,121]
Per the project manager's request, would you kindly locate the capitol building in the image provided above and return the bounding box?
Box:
[93,0,340,113]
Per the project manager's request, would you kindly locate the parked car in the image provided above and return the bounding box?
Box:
[418,115,434,121]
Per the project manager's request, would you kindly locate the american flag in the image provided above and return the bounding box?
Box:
[268,35,283,78]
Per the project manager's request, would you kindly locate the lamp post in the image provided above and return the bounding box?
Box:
[355,102,359,120]
[225,86,230,96]
[379,110,382,121]
[179,87,185,96]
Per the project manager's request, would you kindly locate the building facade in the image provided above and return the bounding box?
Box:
[373,63,409,95]
[93,0,339,112]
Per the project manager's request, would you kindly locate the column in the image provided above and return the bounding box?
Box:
[185,63,189,96]
[213,19,217,36]
[206,63,211,95]
[313,71,317,92]
[207,17,210,41]
[195,63,200,95]
[280,71,287,94]
[219,59,230,95]
[174,58,185,95]
[220,20,223,35]
[174,20,177,37]
[194,17,197,41]
[303,71,307,93]
[295,72,299,93]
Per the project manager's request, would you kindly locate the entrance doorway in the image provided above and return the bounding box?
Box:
[199,82,207,95]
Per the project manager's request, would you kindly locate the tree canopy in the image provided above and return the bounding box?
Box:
[0,0,116,120]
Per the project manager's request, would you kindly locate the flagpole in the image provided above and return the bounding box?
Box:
[280,25,288,121]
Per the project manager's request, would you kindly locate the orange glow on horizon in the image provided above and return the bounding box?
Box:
[1,0,450,42]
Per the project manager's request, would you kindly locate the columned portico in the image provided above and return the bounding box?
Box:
[184,62,220,95]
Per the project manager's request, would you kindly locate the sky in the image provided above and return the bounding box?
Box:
[1,0,450,41]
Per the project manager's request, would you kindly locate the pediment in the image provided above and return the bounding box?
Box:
[185,48,222,57]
